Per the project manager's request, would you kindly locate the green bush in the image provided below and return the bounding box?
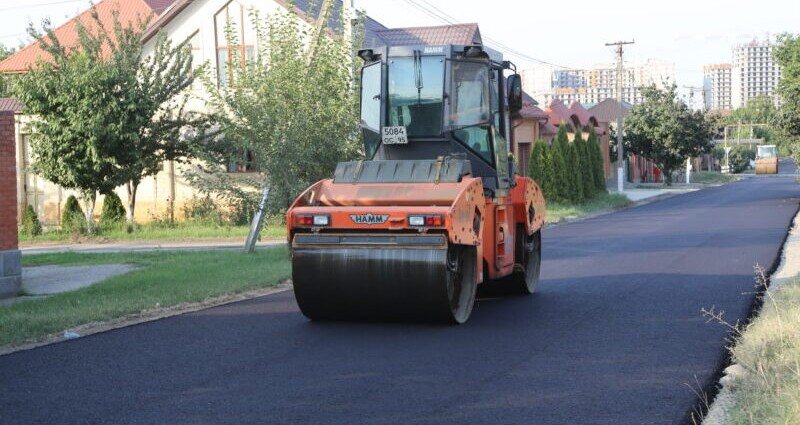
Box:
[182,196,225,226]
[20,205,42,237]
[728,145,756,173]
[61,195,86,234]
[587,128,606,193]
[100,191,126,225]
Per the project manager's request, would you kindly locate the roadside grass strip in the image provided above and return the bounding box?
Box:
[691,172,740,184]
[0,247,291,348]
[724,276,800,424]
[19,222,286,244]
[546,193,632,223]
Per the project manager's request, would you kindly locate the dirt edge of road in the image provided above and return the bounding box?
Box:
[701,203,800,424]
[0,281,294,357]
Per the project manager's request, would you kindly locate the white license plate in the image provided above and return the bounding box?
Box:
[382,126,408,145]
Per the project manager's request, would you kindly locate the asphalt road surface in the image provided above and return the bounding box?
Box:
[2,177,799,425]
[779,157,798,175]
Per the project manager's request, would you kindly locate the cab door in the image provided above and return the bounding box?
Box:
[490,68,515,273]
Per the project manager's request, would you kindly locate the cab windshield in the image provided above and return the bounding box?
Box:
[387,55,444,138]
[757,145,777,159]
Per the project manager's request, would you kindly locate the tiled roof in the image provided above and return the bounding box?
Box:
[545,99,573,127]
[519,106,547,120]
[371,23,481,47]
[0,0,159,73]
[521,90,538,107]
[0,98,24,112]
[588,98,632,124]
[144,0,178,14]
[540,122,558,136]
[568,101,593,127]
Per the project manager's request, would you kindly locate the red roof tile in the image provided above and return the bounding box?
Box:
[588,98,631,124]
[519,106,547,120]
[0,0,160,73]
[545,99,573,127]
[0,98,24,112]
[568,102,593,127]
[540,122,558,136]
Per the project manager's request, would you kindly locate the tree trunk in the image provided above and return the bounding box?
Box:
[82,191,97,233]
[126,181,139,226]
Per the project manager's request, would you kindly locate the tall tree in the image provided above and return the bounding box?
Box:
[551,125,571,203]
[14,8,205,227]
[528,140,555,201]
[774,33,800,161]
[587,128,606,193]
[192,5,360,214]
[624,84,714,185]
[568,129,585,202]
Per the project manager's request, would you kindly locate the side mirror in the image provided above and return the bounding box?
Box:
[507,74,523,114]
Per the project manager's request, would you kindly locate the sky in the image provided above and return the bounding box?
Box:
[1,0,798,103]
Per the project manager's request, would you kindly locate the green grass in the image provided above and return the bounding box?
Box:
[546,193,632,223]
[19,222,286,244]
[690,171,740,184]
[724,277,800,424]
[1,247,291,347]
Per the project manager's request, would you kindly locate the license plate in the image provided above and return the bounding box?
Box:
[382,126,408,145]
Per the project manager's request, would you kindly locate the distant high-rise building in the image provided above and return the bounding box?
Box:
[519,59,675,106]
[703,64,732,111]
[731,40,781,108]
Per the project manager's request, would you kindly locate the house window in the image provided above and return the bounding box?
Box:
[214,1,255,87]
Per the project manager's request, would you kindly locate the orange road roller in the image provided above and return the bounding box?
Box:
[755,145,779,175]
[286,42,545,323]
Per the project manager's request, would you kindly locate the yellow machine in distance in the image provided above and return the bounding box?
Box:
[755,145,779,175]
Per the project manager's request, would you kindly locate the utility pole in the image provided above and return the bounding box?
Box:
[683,85,708,111]
[605,40,634,193]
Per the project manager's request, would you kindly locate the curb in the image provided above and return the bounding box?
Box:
[0,281,294,357]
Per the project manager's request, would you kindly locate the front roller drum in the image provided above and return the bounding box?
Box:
[291,234,477,324]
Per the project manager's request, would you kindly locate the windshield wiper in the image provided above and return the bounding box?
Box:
[414,50,423,104]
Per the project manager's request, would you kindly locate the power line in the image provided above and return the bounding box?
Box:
[397,0,579,70]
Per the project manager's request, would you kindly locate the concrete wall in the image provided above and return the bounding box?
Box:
[0,111,21,298]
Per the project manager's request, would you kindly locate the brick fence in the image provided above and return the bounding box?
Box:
[0,110,21,298]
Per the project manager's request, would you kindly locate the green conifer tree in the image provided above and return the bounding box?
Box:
[552,125,571,203]
[587,128,606,193]
[565,129,584,202]
[575,128,595,200]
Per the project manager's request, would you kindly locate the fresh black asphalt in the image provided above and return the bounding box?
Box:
[2,175,799,424]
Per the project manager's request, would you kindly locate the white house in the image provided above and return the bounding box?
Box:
[0,0,386,224]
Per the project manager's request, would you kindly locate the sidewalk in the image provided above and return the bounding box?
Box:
[21,239,285,255]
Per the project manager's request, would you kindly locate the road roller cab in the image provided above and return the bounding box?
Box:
[286,41,546,323]
[755,145,779,175]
